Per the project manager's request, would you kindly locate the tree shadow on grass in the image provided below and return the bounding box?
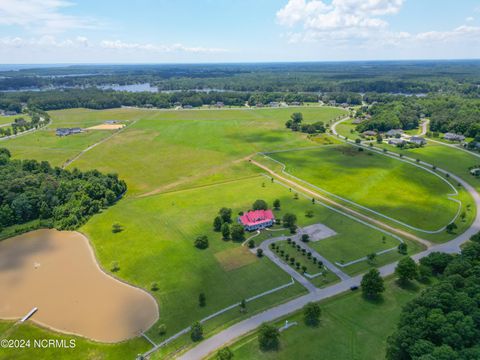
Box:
[395,279,421,293]
[362,294,385,305]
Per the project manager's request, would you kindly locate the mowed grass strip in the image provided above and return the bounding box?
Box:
[270,145,459,231]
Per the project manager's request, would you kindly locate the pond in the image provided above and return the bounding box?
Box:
[0,229,158,342]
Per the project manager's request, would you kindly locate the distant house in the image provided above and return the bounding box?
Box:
[238,210,275,231]
[352,118,364,124]
[215,101,224,108]
[410,136,426,145]
[386,129,404,137]
[183,105,193,109]
[444,133,465,142]
[388,138,405,146]
[256,103,264,108]
[56,128,82,136]
[104,120,118,125]
[289,101,301,106]
[362,130,377,137]
[268,102,280,108]
[4,111,17,116]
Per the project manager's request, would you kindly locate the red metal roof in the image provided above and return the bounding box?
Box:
[239,210,275,227]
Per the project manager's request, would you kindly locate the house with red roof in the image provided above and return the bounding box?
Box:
[238,209,275,231]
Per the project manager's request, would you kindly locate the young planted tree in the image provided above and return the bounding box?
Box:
[216,347,234,360]
[258,323,280,351]
[361,268,385,299]
[256,248,264,257]
[112,223,123,233]
[397,242,408,255]
[303,302,321,326]
[239,299,247,313]
[301,234,310,242]
[157,323,167,336]
[273,199,281,210]
[194,235,209,249]
[190,322,203,342]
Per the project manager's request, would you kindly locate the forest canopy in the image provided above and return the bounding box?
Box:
[0,149,126,232]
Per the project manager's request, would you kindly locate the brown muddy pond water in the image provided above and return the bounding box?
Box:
[0,229,158,342]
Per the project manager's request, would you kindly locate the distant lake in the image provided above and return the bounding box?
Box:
[98,83,159,92]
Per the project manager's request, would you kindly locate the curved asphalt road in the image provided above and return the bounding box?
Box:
[176,119,480,360]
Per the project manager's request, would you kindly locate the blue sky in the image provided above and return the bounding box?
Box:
[1,0,480,63]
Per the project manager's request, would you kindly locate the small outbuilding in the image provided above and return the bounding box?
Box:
[444,133,465,142]
[409,136,426,145]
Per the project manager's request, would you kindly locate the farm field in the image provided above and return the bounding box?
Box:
[47,107,346,195]
[269,145,460,232]
[81,174,411,345]
[224,277,426,360]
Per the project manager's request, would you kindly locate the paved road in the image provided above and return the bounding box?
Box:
[177,120,480,360]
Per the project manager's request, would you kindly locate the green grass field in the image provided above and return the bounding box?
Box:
[223,277,426,360]
[269,145,460,231]
[12,107,346,195]
[0,321,149,360]
[81,174,406,344]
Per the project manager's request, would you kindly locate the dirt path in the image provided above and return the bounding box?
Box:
[62,120,138,169]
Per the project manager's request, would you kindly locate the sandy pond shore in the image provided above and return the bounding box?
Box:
[0,229,158,342]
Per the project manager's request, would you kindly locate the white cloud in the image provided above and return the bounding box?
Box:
[277,0,480,48]
[99,40,227,53]
[0,36,227,55]
[466,16,474,22]
[0,0,98,33]
[277,0,403,38]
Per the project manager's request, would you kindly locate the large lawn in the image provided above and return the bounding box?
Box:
[81,175,409,345]
[224,277,425,360]
[269,145,460,231]
[0,321,149,360]
[34,107,346,195]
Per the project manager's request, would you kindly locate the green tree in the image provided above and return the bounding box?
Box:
[194,235,209,249]
[282,213,297,229]
[157,323,167,336]
[213,216,223,231]
[290,112,303,124]
[397,242,408,255]
[273,199,281,210]
[303,302,321,326]
[221,222,230,240]
[256,248,264,257]
[258,323,280,351]
[216,347,233,360]
[190,322,203,342]
[252,199,268,210]
[112,223,123,233]
[301,234,310,242]
[395,256,418,284]
[446,222,458,233]
[219,207,232,223]
[361,269,385,299]
[230,224,245,242]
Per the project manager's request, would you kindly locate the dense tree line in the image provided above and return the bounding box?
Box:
[0,149,126,231]
[357,99,423,132]
[1,61,479,94]
[0,88,322,111]
[386,240,480,359]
